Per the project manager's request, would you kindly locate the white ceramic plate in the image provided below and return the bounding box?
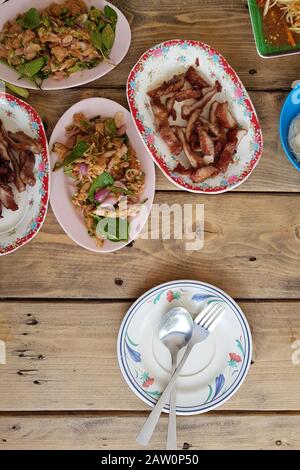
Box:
[0,0,131,90]
[117,280,252,415]
[0,92,50,255]
[49,97,155,253]
[127,39,263,194]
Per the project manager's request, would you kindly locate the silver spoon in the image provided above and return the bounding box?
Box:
[158,307,194,450]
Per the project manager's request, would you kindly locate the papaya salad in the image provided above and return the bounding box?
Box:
[52,112,146,246]
[0,0,117,86]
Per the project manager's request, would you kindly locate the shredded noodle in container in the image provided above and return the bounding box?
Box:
[288,115,300,161]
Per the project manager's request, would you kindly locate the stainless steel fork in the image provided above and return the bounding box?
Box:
[137,302,226,447]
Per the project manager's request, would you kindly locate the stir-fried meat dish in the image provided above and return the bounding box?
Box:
[53,112,145,246]
[0,0,117,86]
[147,64,247,183]
[0,119,41,217]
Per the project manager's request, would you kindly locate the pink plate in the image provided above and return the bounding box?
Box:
[0,92,49,256]
[49,98,155,253]
[127,39,263,194]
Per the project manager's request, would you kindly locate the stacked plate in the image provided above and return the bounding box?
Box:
[118,280,252,415]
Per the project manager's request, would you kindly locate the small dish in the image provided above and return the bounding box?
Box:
[49,97,155,253]
[127,39,263,193]
[0,92,49,255]
[280,84,300,173]
[117,280,252,415]
[248,0,300,58]
[0,0,131,90]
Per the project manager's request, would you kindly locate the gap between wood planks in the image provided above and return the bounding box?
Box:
[1,298,300,303]
[0,410,300,417]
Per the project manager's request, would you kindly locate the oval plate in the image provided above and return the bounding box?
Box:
[127,39,263,193]
[0,0,131,90]
[0,92,49,255]
[49,97,155,253]
[117,280,252,415]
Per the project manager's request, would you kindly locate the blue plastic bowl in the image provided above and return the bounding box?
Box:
[280,85,300,173]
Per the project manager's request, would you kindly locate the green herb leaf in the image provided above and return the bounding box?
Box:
[17,8,41,29]
[97,19,105,30]
[89,6,101,21]
[104,5,118,23]
[87,172,114,202]
[90,29,102,50]
[63,141,90,167]
[18,57,45,78]
[101,24,115,50]
[40,16,50,27]
[64,167,75,178]
[104,117,117,137]
[80,119,92,131]
[109,186,134,196]
[96,217,129,242]
[92,214,101,227]
[68,61,86,74]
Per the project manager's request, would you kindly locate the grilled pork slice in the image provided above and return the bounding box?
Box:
[7,131,42,154]
[176,127,203,169]
[191,166,219,183]
[19,150,36,186]
[0,182,18,211]
[147,74,185,98]
[151,97,182,155]
[185,66,209,90]
[215,102,237,129]
[182,81,222,119]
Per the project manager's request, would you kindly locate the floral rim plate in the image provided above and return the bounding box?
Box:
[127,39,263,194]
[0,0,131,90]
[117,280,252,415]
[49,97,155,253]
[0,92,49,256]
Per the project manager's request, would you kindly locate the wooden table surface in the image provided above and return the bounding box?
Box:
[1,0,300,450]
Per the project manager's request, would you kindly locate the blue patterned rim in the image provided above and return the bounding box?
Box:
[117,280,252,415]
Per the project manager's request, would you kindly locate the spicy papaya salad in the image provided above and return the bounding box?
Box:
[52,112,146,246]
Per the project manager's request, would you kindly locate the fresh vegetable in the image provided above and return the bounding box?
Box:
[79,163,88,175]
[110,186,134,196]
[87,172,114,202]
[63,141,90,167]
[17,8,41,29]
[94,188,111,203]
[102,24,115,50]
[96,217,129,242]
[0,80,29,98]
[18,58,45,79]
[104,118,117,137]
[104,5,118,26]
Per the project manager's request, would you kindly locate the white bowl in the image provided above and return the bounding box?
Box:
[117,280,252,415]
[0,0,131,90]
[49,97,155,253]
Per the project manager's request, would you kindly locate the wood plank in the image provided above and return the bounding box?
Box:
[76,0,300,90]
[1,194,300,299]
[0,412,299,449]
[0,301,299,411]
[27,88,300,192]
